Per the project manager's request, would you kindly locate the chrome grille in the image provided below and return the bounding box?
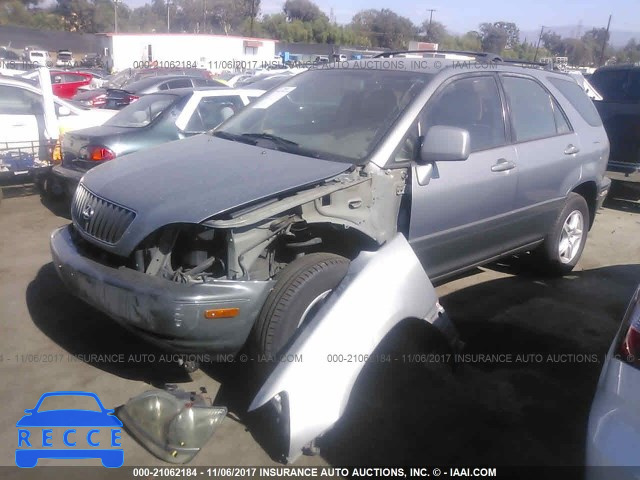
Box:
[71,184,136,245]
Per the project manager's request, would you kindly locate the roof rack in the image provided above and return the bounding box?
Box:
[374,49,503,62]
[375,49,557,70]
[501,58,552,69]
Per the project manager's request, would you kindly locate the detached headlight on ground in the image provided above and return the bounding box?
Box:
[119,387,227,464]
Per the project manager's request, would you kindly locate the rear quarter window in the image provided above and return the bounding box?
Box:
[548,77,603,127]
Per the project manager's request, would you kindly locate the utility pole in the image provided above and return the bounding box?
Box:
[426,9,436,40]
[167,0,171,33]
[249,0,255,37]
[599,15,612,66]
[202,0,206,34]
[114,0,119,33]
[533,25,546,62]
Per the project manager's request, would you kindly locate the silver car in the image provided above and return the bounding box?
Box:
[50,54,611,358]
[586,285,640,479]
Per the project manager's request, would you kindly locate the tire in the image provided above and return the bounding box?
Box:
[534,193,590,275]
[251,252,350,358]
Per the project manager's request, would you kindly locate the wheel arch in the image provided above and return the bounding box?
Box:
[572,181,597,229]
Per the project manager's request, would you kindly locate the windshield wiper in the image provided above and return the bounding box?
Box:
[211,131,242,141]
[239,132,299,147]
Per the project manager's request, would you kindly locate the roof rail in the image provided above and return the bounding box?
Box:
[501,58,552,69]
[374,49,503,62]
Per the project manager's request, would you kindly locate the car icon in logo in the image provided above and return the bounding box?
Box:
[16,391,123,468]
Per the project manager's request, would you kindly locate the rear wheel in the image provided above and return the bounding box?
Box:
[534,193,589,275]
[251,252,350,358]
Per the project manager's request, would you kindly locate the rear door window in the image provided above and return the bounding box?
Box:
[501,76,557,142]
[104,94,178,127]
[548,76,602,127]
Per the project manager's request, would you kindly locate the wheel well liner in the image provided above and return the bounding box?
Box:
[572,181,597,229]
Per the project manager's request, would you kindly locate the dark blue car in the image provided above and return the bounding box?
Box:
[16,391,123,468]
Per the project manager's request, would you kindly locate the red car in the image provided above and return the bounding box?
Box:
[50,71,93,99]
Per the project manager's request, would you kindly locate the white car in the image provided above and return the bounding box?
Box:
[26,50,51,66]
[0,76,116,146]
[586,285,640,479]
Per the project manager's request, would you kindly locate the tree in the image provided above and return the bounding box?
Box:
[542,31,564,55]
[350,8,415,49]
[283,0,325,23]
[479,22,508,53]
[493,21,519,48]
[420,19,447,44]
[563,38,594,66]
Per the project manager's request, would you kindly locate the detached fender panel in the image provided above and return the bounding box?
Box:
[248,233,442,462]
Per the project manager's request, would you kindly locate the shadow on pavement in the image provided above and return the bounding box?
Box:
[26,263,191,384]
[317,264,640,467]
[604,182,640,214]
[26,259,640,467]
[40,194,72,220]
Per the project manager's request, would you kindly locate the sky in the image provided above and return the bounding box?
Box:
[120,0,640,34]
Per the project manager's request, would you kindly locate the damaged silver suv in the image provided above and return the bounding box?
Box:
[50,54,611,358]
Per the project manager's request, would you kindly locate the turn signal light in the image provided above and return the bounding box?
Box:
[204,308,239,319]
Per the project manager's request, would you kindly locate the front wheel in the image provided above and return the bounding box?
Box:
[251,252,350,358]
[534,193,589,275]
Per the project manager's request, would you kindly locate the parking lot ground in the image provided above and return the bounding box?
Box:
[0,186,639,469]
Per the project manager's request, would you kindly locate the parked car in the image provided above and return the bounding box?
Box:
[0,75,115,187]
[52,87,264,195]
[56,50,75,68]
[50,55,610,363]
[50,71,93,99]
[0,75,115,143]
[72,74,226,109]
[586,284,640,479]
[590,64,640,185]
[26,50,51,66]
[239,74,295,91]
[0,47,20,61]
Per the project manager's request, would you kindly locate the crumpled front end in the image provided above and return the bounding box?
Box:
[249,233,455,463]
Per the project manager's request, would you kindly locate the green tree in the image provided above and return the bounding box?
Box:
[283,0,325,23]
[420,19,447,44]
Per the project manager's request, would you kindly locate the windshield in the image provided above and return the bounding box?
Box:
[58,53,72,60]
[104,94,178,128]
[214,69,431,163]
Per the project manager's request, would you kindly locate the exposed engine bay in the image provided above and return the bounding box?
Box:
[124,165,409,284]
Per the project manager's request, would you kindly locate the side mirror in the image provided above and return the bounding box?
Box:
[419,125,470,163]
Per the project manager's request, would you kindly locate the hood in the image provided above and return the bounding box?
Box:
[79,134,352,256]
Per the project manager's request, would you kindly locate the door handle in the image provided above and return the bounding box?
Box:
[564,144,580,155]
[491,159,516,172]
[11,123,26,127]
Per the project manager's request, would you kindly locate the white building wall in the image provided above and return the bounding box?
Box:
[110,34,276,73]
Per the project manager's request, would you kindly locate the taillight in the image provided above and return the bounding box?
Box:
[615,286,640,368]
[127,94,139,103]
[80,145,116,162]
[92,94,107,107]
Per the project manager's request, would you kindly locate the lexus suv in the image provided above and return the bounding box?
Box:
[50,53,611,358]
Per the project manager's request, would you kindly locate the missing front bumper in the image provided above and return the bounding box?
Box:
[50,225,274,352]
